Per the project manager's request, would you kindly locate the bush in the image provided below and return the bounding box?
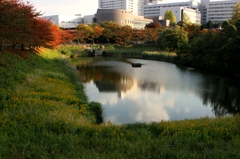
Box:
[89,102,104,124]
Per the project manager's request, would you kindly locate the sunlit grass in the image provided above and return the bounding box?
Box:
[103,45,177,62]
[57,44,87,57]
[0,48,239,158]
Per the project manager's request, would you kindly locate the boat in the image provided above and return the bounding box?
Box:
[132,63,142,67]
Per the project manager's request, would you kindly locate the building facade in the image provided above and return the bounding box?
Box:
[201,0,239,23]
[42,0,239,29]
[98,0,148,16]
[41,15,83,29]
[143,0,201,24]
[94,9,152,29]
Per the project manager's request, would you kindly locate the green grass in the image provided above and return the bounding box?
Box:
[57,44,88,57]
[0,48,240,158]
[104,45,177,62]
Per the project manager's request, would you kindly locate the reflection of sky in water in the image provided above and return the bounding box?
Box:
[79,58,239,124]
[85,79,214,125]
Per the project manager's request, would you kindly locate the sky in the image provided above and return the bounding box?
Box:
[23,0,201,17]
[23,0,98,16]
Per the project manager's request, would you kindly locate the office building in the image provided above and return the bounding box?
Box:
[94,9,152,29]
[98,0,148,16]
[41,15,83,29]
[43,0,239,28]
[201,0,239,23]
[143,0,201,24]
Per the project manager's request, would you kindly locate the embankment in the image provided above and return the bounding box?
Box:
[0,48,239,158]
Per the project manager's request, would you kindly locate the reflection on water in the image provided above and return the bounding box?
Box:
[72,57,240,124]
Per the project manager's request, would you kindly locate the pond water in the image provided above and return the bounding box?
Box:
[72,57,240,124]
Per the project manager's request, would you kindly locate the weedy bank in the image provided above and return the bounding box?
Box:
[57,44,177,62]
[0,48,239,159]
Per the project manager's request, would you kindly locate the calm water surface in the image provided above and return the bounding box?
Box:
[72,57,240,124]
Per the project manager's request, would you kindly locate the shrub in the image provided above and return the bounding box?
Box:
[89,102,104,124]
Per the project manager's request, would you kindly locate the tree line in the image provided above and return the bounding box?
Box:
[74,21,163,45]
[176,2,240,77]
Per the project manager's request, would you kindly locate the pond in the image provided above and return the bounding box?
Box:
[72,57,240,125]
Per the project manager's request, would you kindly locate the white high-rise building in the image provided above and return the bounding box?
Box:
[98,0,148,16]
[146,0,166,4]
[143,0,201,24]
[201,0,239,23]
[41,15,83,29]
[98,0,239,25]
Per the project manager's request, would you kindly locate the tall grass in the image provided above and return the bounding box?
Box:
[57,45,88,57]
[104,45,177,62]
[0,48,239,158]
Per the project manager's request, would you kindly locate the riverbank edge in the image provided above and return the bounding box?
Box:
[103,50,240,79]
[1,48,240,158]
[58,44,240,79]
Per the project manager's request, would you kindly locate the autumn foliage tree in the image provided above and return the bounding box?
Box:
[116,25,132,45]
[184,24,201,41]
[76,24,94,43]
[144,21,162,44]
[91,24,104,43]
[0,0,68,51]
[132,29,146,44]
[100,21,121,43]
[60,29,75,44]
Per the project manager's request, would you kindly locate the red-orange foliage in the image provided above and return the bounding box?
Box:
[132,29,146,44]
[145,28,159,44]
[48,24,62,47]
[0,0,73,51]
[184,24,201,40]
[61,29,75,44]
[93,25,104,39]
[145,21,162,29]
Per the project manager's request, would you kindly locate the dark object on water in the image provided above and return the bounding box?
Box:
[132,63,142,67]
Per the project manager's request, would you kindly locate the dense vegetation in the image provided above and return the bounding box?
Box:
[177,20,240,77]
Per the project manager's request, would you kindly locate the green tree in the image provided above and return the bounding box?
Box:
[213,22,221,28]
[236,19,240,34]
[220,36,240,74]
[221,20,230,28]
[206,20,213,29]
[183,13,191,24]
[200,23,207,30]
[164,10,176,26]
[232,2,240,25]
[157,28,188,51]
[221,21,237,38]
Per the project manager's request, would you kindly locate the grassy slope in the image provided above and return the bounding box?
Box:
[0,49,240,159]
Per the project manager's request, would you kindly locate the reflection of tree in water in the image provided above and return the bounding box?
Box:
[200,77,240,116]
[78,60,240,116]
[138,81,161,93]
[76,65,134,95]
[176,66,240,116]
